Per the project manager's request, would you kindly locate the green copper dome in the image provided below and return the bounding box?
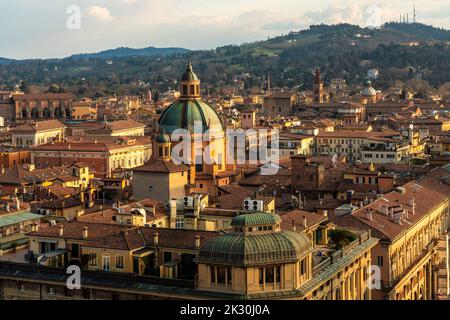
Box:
[195,231,312,267]
[158,99,223,134]
[232,212,281,227]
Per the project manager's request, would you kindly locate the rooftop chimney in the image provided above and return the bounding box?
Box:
[82,227,88,239]
[154,232,159,245]
[195,235,201,248]
[292,220,297,232]
[409,198,416,215]
[366,209,373,221]
[59,225,64,237]
[302,216,307,228]
[169,199,177,221]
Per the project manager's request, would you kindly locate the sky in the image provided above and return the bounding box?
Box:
[0,0,449,59]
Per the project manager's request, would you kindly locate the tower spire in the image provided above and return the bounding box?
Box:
[413,4,416,23]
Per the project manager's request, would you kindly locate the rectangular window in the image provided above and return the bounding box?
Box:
[71,243,80,258]
[88,253,97,266]
[211,266,216,284]
[116,255,124,269]
[164,252,172,263]
[275,266,281,283]
[259,268,264,285]
[300,259,307,275]
[377,256,384,267]
[103,256,110,271]
[175,218,184,229]
[46,286,55,295]
[266,267,275,284]
[217,267,226,284]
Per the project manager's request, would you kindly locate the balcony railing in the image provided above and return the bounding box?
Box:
[312,230,371,276]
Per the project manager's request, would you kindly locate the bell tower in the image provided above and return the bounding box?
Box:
[313,68,324,104]
[180,62,201,99]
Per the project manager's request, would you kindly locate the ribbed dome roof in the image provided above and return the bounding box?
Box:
[158,99,223,134]
[232,212,281,227]
[195,231,312,267]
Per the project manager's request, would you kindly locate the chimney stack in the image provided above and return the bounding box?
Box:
[302,216,307,228]
[154,232,159,245]
[59,225,64,237]
[83,227,88,239]
[409,198,416,215]
[195,235,201,248]
[292,220,297,232]
[169,199,177,221]
[366,209,373,221]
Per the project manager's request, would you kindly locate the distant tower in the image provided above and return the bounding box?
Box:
[407,13,409,23]
[147,89,152,102]
[413,4,416,23]
[267,75,271,93]
[313,68,324,104]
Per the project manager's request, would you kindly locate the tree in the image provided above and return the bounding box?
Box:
[153,90,160,102]
[19,81,30,93]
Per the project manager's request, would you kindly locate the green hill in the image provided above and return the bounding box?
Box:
[0,23,448,96]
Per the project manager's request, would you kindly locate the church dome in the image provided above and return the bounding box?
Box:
[158,99,223,134]
[195,212,313,267]
[195,231,312,267]
[363,80,376,97]
[158,62,223,134]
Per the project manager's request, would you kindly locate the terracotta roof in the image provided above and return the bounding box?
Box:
[316,131,399,142]
[30,136,151,152]
[0,164,79,186]
[85,119,146,135]
[279,210,328,232]
[12,120,66,133]
[12,93,74,101]
[28,221,219,251]
[78,199,168,224]
[338,181,448,241]
[133,159,189,173]
[264,92,297,99]
[46,185,78,198]
[39,198,82,209]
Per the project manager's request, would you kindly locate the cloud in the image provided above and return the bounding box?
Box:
[300,3,397,27]
[86,6,115,22]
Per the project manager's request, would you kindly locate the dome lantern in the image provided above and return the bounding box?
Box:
[180,62,201,99]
